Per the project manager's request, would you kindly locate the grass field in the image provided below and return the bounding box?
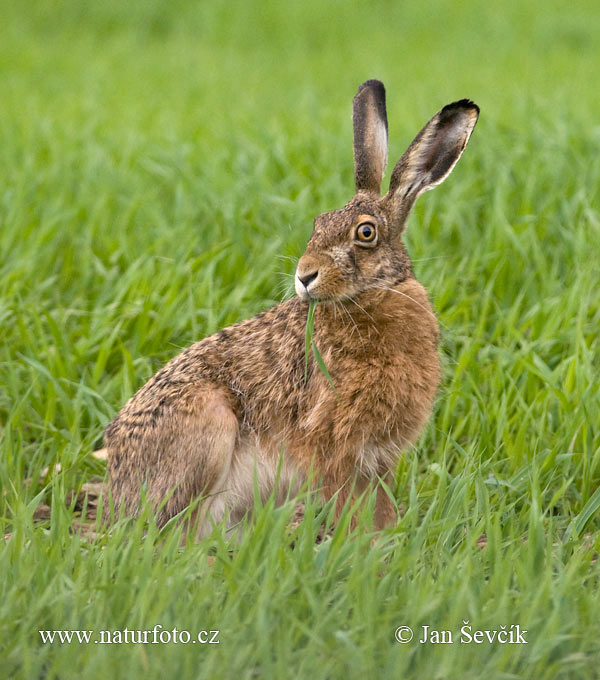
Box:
[1,1,600,678]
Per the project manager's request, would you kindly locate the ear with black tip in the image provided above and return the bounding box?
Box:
[353,79,388,195]
[385,99,479,227]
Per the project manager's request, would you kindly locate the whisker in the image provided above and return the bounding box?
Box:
[373,284,449,330]
[276,280,296,302]
[275,255,299,270]
[339,301,365,346]
[334,300,348,334]
[410,255,451,263]
[348,296,377,326]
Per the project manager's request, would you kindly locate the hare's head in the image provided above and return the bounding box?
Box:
[295,80,479,302]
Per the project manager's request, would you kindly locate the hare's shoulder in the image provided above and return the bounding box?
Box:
[107,298,309,436]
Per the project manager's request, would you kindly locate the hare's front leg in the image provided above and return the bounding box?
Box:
[372,481,397,530]
[321,467,398,531]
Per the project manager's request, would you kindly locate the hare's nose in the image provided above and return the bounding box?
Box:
[298,270,318,289]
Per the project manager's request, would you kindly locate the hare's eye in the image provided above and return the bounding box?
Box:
[356,222,377,243]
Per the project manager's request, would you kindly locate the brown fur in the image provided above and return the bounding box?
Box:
[105,80,479,533]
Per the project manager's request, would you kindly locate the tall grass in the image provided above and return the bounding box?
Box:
[1,0,599,678]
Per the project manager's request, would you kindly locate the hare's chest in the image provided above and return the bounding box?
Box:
[334,347,438,442]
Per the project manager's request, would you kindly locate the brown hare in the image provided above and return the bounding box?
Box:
[105,80,479,534]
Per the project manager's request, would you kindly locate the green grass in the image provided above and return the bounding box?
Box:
[1,0,600,677]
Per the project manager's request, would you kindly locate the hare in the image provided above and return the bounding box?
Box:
[105,80,479,534]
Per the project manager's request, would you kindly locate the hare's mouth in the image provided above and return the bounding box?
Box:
[295,277,339,302]
[294,278,357,303]
[296,283,324,302]
[295,266,356,302]
[295,271,319,301]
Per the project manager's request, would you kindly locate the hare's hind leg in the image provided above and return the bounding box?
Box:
[107,385,238,531]
[160,389,240,536]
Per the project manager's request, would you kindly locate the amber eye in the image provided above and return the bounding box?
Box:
[356,222,377,243]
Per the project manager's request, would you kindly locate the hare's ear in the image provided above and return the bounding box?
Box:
[385,99,479,228]
[353,80,388,195]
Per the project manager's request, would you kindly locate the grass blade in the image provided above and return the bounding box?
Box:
[304,299,317,383]
[311,339,339,401]
[573,486,600,537]
[304,299,339,399]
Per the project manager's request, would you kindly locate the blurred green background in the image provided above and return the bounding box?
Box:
[1,1,599,678]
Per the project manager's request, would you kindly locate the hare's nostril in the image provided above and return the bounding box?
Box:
[298,270,319,289]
